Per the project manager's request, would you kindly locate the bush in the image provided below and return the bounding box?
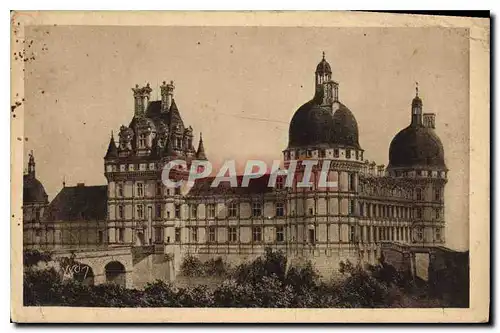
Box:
[180,255,231,277]
[23,248,451,308]
[180,255,204,277]
[233,248,287,285]
[23,249,52,267]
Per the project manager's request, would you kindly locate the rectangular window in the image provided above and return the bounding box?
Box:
[348,173,356,191]
[308,228,315,244]
[191,227,198,242]
[35,208,41,221]
[228,202,238,217]
[228,227,238,243]
[207,204,216,218]
[276,202,285,217]
[416,188,422,201]
[319,149,326,158]
[349,226,356,242]
[136,204,144,219]
[417,227,424,241]
[435,208,441,220]
[276,226,284,242]
[156,182,162,196]
[434,188,441,201]
[175,187,181,195]
[118,205,124,219]
[98,231,104,244]
[136,183,144,197]
[346,149,351,159]
[208,226,216,243]
[348,200,355,215]
[155,204,163,219]
[119,228,125,243]
[355,150,359,160]
[190,204,198,219]
[416,208,423,219]
[175,204,181,218]
[334,149,339,158]
[117,183,124,197]
[435,228,441,241]
[252,202,262,217]
[154,227,163,243]
[252,226,262,242]
[175,227,181,243]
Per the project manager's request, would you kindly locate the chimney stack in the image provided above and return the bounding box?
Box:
[160,80,175,112]
[377,165,385,177]
[132,83,152,116]
[423,113,436,129]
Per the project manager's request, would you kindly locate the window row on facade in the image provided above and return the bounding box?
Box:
[360,184,442,202]
[110,224,444,245]
[284,147,364,162]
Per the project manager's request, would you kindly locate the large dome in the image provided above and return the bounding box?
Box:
[288,100,334,148]
[287,54,361,150]
[388,125,445,169]
[332,103,361,149]
[23,175,48,204]
[288,99,361,149]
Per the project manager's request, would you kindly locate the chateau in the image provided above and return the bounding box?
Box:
[23,54,448,282]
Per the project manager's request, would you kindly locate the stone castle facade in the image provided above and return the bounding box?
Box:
[23,54,447,280]
[98,54,447,275]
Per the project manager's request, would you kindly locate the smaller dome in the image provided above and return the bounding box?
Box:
[388,125,445,169]
[316,53,332,74]
[23,175,48,204]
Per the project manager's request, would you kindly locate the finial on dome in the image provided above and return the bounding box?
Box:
[415,81,419,97]
[322,51,325,60]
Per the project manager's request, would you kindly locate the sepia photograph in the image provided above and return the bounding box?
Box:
[10,11,490,323]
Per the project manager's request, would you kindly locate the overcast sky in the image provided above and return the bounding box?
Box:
[23,26,469,250]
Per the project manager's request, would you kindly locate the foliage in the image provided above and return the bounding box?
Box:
[180,254,231,277]
[23,249,53,267]
[24,247,453,308]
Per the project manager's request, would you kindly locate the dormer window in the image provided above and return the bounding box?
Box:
[276,176,284,190]
[139,133,147,148]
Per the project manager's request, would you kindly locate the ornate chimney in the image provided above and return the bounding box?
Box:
[160,80,175,112]
[423,113,436,129]
[132,83,152,116]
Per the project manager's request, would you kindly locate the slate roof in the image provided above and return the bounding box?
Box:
[44,185,108,221]
[188,174,275,197]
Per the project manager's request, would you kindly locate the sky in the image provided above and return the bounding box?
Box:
[22,26,469,250]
